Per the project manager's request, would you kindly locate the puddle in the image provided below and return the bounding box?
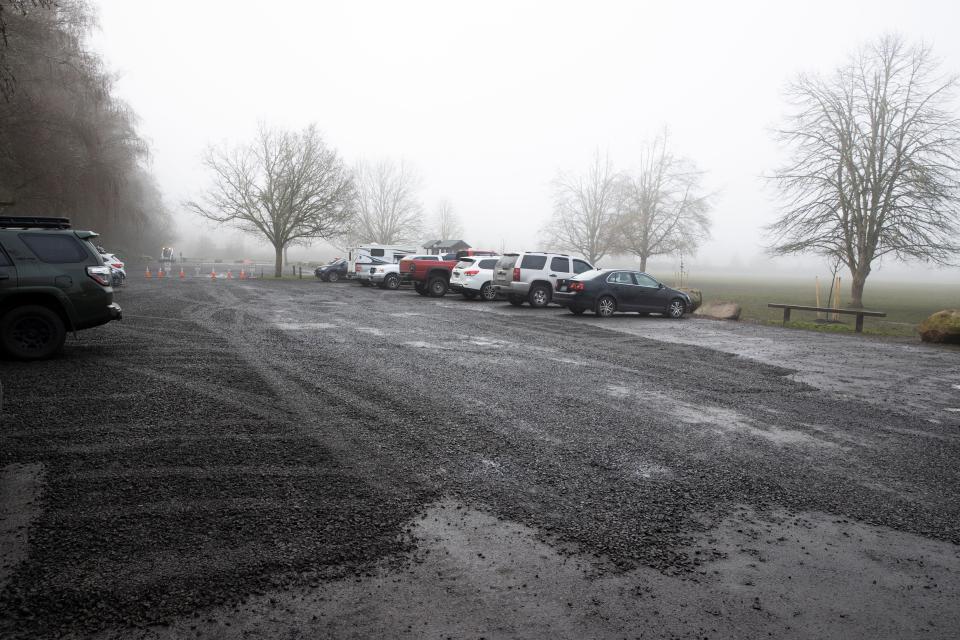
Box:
[604,383,828,448]
[273,322,336,331]
[104,501,960,640]
[1,463,44,590]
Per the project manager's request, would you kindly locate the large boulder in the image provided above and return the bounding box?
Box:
[677,288,702,313]
[919,309,960,344]
[694,301,742,321]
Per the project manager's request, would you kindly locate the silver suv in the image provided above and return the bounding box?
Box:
[491,252,594,307]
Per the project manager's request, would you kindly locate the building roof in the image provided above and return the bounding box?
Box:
[426,239,470,248]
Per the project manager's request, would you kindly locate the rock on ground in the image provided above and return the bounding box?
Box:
[919,309,960,344]
[694,300,742,320]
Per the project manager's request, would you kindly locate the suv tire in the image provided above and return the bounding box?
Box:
[508,295,524,307]
[384,273,401,290]
[480,282,497,302]
[328,271,340,283]
[1,305,67,360]
[428,276,448,297]
[528,284,551,308]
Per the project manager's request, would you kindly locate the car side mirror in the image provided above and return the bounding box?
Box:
[658,283,664,289]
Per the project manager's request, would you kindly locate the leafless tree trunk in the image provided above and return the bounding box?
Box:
[430,198,462,241]
[615,131,711,271]
[543,151,621,264]
[184,124,356,277]
[768,35,960,308]
[350,158,423,245]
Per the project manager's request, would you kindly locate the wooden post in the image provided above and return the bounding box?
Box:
[855,313,864,333]
[783,307,791,325]
[815,276,822,319]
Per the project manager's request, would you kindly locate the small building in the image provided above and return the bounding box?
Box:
[423,239,471,255]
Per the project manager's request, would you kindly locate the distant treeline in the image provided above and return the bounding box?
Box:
[0,0,171,255]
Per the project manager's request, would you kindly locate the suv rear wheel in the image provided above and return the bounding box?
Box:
[1,305,67,360]
[528,284,551,308]
[428,277,448,297]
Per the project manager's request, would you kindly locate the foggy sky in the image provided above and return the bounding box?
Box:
[90,0,960,279]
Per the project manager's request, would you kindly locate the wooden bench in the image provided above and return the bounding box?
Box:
[767,303,886,333]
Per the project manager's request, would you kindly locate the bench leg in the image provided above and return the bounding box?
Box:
[783,308,791,325]
[855,314,864,333]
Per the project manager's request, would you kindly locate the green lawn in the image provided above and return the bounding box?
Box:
[655,274,960,337]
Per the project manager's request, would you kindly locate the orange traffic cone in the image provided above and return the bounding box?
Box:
[158,269,165,279]
[145,267,152,279]
[210,270,216,281]
[179,268,185,279]
[227,270,233,279]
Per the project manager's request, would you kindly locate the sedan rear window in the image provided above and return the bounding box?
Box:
[20,233,90,263]
[520,254,547,269]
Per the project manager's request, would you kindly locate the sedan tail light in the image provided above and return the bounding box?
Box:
[569,281,585,292]
[464,269,480,276]
[86,265,112,286]
[513,267,521,281]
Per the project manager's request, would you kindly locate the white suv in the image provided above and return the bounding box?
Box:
[491,252,594,307]
[449,256,500,301]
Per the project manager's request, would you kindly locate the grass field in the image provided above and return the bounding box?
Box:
[659,274,960,337]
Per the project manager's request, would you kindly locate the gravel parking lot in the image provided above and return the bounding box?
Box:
[2,279,959,639]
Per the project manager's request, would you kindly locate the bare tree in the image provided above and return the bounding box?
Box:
[769,35,960,307]
[616,132,711,271]
[429,199,463,241]
[544,151,621,264]
[351,158,423,244]
[185,124,355,277]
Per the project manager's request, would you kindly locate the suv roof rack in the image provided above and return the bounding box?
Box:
[0,216,72,229]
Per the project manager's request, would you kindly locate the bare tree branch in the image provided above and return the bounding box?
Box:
[768,34,960,307]
[348,158,423,245]
[184,124,356,277]
[615,130,712,271]
[543,150,621,264]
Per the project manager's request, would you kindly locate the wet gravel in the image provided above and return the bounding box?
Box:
[1,278,958,637]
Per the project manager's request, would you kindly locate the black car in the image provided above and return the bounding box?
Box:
[554,269,692,318]
[315,258,348,282]
[0,216,121,359]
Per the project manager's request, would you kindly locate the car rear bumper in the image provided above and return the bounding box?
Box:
[492,281,529,296]
[553,292,591,308]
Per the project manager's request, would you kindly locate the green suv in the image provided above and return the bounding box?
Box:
[0,216,122,359]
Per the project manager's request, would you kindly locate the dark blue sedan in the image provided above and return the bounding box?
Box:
[554,269,692,318]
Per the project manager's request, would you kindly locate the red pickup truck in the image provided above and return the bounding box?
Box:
[399,250,497,297]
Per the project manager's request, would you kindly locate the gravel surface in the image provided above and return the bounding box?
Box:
[1,279,958,639]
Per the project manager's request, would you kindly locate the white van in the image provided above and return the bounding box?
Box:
[348,244,418,281]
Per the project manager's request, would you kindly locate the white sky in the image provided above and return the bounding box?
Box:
[90,0,960,279]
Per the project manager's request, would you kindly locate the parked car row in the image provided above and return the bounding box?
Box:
[318,246,693,319]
